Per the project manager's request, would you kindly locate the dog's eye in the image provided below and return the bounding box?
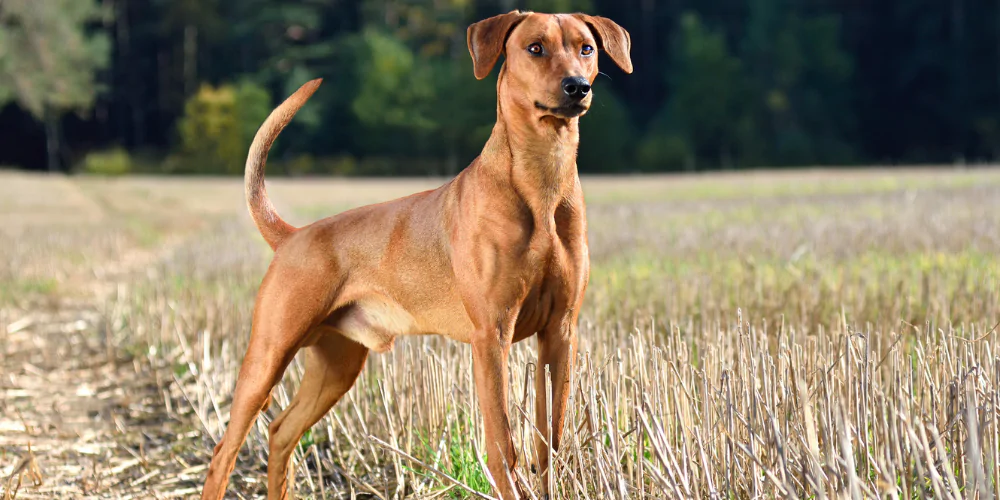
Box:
[527,43,544,56]
[581,45,595,57]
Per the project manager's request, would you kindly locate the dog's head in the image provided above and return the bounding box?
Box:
[467,11,632,120]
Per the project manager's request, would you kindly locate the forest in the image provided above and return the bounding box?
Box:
[1,0,997,175]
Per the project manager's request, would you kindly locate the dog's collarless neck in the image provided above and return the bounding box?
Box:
[478,110,580,216]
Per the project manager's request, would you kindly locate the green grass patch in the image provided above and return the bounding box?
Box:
[404,414,492,498]
[0,277,60,303]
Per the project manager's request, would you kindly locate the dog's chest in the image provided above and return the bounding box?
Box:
[512,227,586,338]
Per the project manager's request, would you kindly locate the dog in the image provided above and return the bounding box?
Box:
[200,10,631,500]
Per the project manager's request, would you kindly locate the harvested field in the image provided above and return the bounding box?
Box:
[2,167,1000,499]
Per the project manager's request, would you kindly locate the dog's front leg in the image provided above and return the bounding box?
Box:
[471,335,525,499]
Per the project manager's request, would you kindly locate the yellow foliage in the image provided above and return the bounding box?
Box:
[176,84,244,174]
[81,147,131,176]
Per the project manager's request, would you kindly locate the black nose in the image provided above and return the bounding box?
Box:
[562,77,591,100]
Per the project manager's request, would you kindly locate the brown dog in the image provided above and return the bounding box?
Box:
[200,10,631,500]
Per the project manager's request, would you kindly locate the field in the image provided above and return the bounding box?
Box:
[2,167,1000,499]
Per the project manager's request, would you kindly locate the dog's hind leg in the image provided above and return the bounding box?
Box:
[201,259,337,500]
[533,322,578,497]
[266,328,368,499]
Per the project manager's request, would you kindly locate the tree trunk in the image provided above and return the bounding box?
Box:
[952,0,965,159]
[44,108,61,172]
[384,1,398,28]
[116,0,131,145]
[184,24,198,98]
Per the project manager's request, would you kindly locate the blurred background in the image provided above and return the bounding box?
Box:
[5,2,1000,497]
[2,0,999,176]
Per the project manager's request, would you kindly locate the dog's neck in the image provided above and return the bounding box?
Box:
[478,69,581,217]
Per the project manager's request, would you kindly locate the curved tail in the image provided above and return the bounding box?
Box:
[244,78,322,250]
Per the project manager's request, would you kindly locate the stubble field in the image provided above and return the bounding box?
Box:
[2,167,1000,499]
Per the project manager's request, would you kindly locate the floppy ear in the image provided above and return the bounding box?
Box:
[574,14,633,74]
[467,11,530,80]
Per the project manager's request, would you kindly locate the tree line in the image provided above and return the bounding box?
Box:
[1,0,997,175]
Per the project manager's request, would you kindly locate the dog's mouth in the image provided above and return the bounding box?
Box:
[534,101,588,118]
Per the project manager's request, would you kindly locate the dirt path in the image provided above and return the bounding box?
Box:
[0,174,215,499]
[1,301,208,499]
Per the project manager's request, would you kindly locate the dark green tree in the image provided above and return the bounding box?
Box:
[640,12,744,170]
[5,0,1000,174]
[578,87,634,172]
[524,0,593,12]
[740,0,854,165]
[427,58,499,175]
